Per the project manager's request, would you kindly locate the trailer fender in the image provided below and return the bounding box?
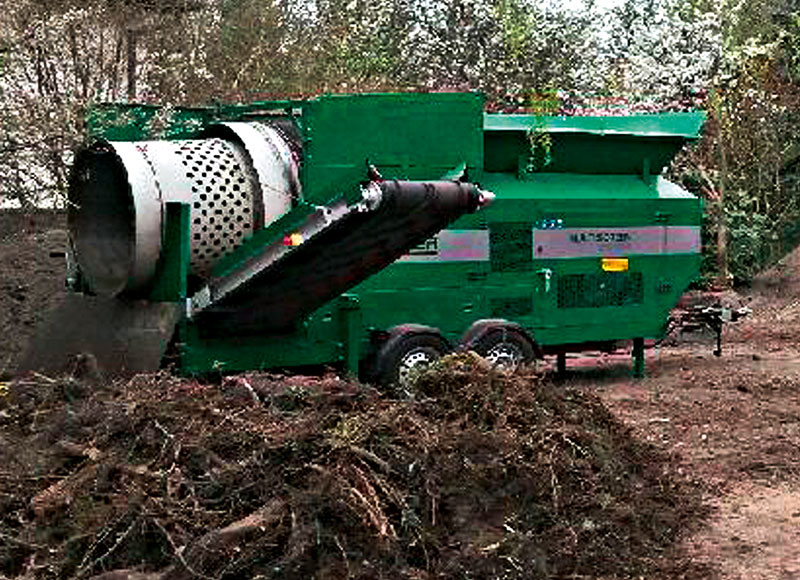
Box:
[373,324,450,389]
[459,319,541,370]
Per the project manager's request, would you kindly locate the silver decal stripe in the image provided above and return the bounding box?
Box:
[533,226,701,259]
[399,230,490,262]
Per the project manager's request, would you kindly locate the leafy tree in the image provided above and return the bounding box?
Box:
[676,0,800,283]
[0,0,216,206]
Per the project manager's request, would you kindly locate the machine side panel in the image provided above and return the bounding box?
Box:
[483,111,706,175]
[352,179,702,349]
[302,93,484,204]
[484,132,689,175]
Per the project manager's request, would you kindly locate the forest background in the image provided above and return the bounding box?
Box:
[1,0,799,284]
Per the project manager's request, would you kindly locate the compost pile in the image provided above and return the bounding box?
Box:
[0,356,701,580]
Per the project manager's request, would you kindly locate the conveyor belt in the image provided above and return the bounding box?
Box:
[193,180,490,336]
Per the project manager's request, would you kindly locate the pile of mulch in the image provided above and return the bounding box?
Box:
[1,356,706,580]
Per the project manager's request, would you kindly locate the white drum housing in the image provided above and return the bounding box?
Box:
[68,123,298,297]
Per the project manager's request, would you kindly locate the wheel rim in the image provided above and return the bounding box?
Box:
[397,349,437,389]
[485,342,524,371]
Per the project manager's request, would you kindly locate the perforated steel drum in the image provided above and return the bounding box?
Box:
[68,123,296,297]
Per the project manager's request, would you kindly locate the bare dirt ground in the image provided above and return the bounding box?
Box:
[552,254,800,579]
[560,341,800,580]
[0,211,66,379]
[2,213,800,579]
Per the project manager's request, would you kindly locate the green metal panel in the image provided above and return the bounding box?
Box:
[484,112,706,137]
[477,175,701,228]
[301,92,484,204]
[525,254,700,345]
[180,302,345,374]
[353,262,490,345]
[338,295,362,376]
[180,327,340,374]
[149,202,191,302]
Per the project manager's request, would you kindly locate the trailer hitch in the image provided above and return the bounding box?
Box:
[666,303,751,356]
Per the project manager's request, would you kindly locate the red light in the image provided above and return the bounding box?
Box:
[283,233,304,246]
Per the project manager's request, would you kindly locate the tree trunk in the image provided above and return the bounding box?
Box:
[126,28,137,102]
[717,119,730,288]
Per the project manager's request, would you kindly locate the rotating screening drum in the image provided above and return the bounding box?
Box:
[67,123,298,297]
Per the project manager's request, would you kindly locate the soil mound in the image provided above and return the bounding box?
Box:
[723,244,800,345]
[1,357,704,579]
[752,243,800,299]
[0,211,67,378]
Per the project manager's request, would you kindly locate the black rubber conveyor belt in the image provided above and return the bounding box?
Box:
[194,180,484,337]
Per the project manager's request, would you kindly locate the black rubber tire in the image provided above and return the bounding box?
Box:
[470,328,536,371]
[375,333,448,389]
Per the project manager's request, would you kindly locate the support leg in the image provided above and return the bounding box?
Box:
[556,352,567,375]
[713,322,722,357]
[338,295,362,377]
[632,337,645,378]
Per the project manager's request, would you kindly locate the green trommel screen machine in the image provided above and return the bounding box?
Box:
[20,93,704,384]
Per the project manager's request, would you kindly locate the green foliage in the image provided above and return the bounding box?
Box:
[523,88,559,172]
[525,125,553,173]
[660,0,800,284]
[783,12,800,79]
[727,210,773,284]
[494,0,536,60]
